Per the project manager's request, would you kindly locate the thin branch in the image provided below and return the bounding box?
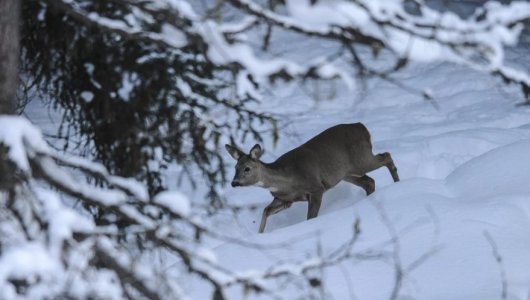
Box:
[484,231,508,300]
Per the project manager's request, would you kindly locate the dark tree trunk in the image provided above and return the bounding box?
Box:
[0,0,20,115]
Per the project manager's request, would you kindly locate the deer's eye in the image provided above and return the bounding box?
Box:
[244,167,250,173]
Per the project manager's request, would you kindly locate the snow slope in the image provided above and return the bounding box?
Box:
[211,141,530,299]
[187,30,530,299]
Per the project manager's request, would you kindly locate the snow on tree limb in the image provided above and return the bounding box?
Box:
[43,0,356,93]
[0,116,49,172]
[227,0,530,99]
[43,0,530,101]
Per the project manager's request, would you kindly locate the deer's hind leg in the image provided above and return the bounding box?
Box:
[376,152,399,182]
[362,152,399,182]
[259,198,292,233]
[344,175,375,195]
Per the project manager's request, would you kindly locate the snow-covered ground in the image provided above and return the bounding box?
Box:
[182,32,530,298]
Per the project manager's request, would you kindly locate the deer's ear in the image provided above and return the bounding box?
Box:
[249,144,263,159]
[225,144,244,160]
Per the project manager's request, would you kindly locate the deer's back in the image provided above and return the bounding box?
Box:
[302,123,371,152]
[271,123,373,192]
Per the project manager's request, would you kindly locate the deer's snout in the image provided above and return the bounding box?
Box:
[231,180,241,187]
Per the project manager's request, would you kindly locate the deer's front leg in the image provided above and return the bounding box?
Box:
[307,192,323,219]
[259,198,292,233]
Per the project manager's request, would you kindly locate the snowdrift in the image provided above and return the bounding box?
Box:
[194,140,530,299]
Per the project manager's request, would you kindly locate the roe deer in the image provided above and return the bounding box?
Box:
[226,123,399,233]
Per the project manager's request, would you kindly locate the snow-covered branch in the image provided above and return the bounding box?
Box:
[226,0,530,100]
[0,116,236,299]
[44,0,530,101]
[43,0,353,96]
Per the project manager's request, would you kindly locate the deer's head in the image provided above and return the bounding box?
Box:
[225,144,264,187]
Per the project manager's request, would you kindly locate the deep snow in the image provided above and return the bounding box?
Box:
[207,139,530,299]
[185,31,530,299]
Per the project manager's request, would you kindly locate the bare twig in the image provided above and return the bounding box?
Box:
[484,231,508,300]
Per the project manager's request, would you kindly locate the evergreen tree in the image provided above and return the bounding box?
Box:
[20,0,276,204]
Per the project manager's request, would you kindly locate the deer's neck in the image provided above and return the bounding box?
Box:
[258,162,291,192]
